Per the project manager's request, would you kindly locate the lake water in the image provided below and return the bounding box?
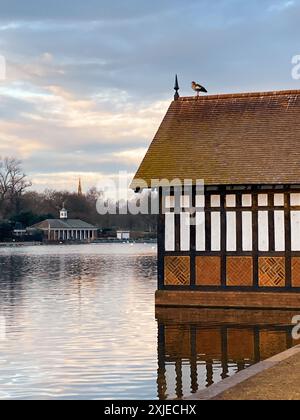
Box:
[0,244,298,400]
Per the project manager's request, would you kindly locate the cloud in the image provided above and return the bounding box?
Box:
[268,1,295,12]
[113,148,148,166]
[0,0,300,192]
[0,0,197,21]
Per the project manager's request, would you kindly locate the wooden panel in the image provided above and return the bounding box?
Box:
[292,257,300,287]
[227,329,254,361]
[156,291,300,309]
[196,256,221,286]
[196,329,222,360]
[259,257,285,287]
[164,256,190,286]
[259,331,287,360]
[226,257,253,287]
[156,307,300,326]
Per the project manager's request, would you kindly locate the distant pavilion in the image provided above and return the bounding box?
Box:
[30,207,98,242]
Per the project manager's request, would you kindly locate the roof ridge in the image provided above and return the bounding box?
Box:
[177,89,300,102]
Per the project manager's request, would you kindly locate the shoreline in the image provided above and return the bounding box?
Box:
[0,241,43,247]
[0,240,157,248]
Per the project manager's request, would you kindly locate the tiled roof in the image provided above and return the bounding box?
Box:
[30,219,97,230]
[131,90,300,188]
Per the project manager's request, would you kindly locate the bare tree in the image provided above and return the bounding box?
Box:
[0,157,32,217]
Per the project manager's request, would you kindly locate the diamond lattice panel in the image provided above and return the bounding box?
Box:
[164,256,190,286]
[292,257,300,287]
[259,257,285,287]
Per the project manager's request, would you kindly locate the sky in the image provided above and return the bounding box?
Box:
[0,0,300,194]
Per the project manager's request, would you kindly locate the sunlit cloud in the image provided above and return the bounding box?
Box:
[113,148,148,166]
[0,135,46,158]
[0,81,169,157]
[0,121,49,158]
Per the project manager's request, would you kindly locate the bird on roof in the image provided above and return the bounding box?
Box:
[191,81,208,96]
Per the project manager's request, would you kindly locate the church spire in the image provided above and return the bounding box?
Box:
[78,178,83,196]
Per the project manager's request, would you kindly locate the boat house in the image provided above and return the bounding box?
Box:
[29,206,98,242]
[132,86,300,309]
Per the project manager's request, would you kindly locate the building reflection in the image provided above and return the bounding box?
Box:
[156,308,300,400]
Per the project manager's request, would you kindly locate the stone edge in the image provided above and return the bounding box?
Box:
[182,345,300,400]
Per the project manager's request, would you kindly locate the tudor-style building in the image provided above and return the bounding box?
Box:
[132,85,300,309]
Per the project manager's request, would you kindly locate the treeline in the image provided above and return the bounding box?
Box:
[18,189,157,232]
[0,158,157,240]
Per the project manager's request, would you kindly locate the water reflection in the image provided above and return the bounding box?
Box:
[0,245,299,400]
[156,308,300,400]
[0,245,158,400]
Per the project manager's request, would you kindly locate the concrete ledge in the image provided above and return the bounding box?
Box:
[156,290,300,310]
[184,345,300,400]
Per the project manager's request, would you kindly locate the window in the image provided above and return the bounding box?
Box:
[226,212,236,251]
[196,211,205,251]
[226,195,236,208]
[258,194,268,207]
[242,194,252,207]
[291,194,300,206]
[165,213,175,251]
[242,212,252,251]
[274,194,284,207]
[211,212,221,251]
[258,211,269,251]
[291,211,300,251]
[211,195,220,208]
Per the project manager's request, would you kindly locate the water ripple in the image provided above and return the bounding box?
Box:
[0,244,158,400]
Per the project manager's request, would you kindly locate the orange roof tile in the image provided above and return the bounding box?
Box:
[131,89,300,189]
